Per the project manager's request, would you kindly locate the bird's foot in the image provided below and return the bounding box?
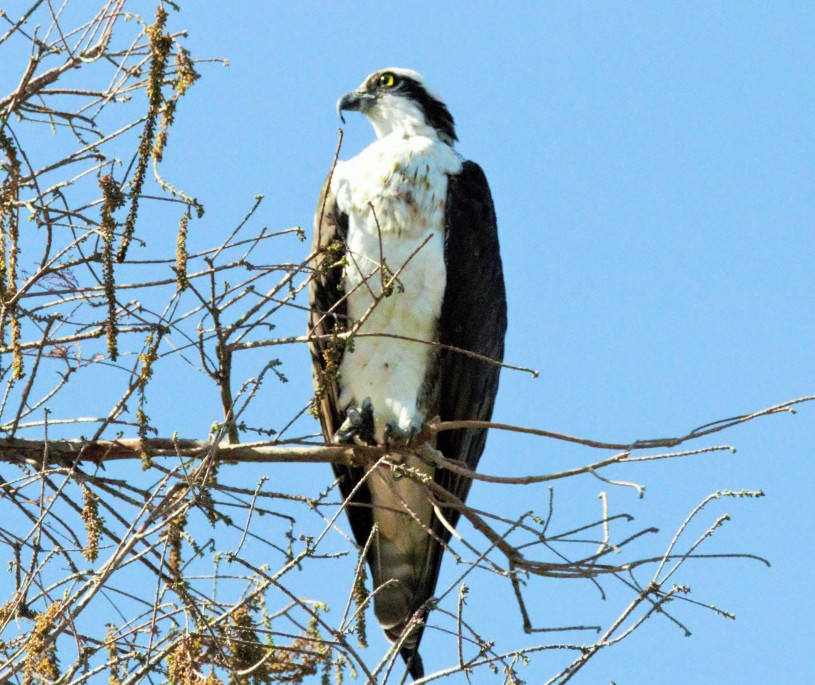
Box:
[334,398,376,445]
[383,416,424,453]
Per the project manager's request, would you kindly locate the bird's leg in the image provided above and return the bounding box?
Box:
[334,398,376,445]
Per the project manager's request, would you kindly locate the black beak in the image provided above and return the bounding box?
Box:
[336,90,377,123]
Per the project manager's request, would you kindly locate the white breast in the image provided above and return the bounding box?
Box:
[331,133,463,441]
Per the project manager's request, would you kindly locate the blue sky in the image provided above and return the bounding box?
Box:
[3,2,813,683]
[159,4,813,682]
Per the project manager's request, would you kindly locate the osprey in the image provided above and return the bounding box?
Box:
[309,68,506,679]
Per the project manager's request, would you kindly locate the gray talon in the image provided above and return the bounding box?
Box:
[383,420,400,453]
[334,398,376,445]
[383,416,424,451]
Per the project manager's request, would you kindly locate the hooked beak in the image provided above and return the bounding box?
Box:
[336,90,377,123]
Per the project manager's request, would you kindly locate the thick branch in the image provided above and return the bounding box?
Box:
[0,437,370,467]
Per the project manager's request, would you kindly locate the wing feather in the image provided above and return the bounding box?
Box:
[309,176,374,550]
[411,160,508,653]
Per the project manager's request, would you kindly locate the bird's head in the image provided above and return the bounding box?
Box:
[337,68,457,145]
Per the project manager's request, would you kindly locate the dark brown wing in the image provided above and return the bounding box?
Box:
[409,160,507,660]
[436,161,506,524]
[309,175,374,550]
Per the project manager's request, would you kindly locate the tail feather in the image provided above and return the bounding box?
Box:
[400,645,424,680]
[384,609,427,681]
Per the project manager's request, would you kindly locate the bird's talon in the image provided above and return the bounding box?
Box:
[334,398,376,445]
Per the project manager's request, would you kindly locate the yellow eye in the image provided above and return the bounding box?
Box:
[379,72,396,88]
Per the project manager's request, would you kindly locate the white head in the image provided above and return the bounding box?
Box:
[337,68,457,145]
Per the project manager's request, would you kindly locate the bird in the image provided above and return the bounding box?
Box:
[309,68,507,680]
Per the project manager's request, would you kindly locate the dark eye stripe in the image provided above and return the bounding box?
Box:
[395,77,458,144]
